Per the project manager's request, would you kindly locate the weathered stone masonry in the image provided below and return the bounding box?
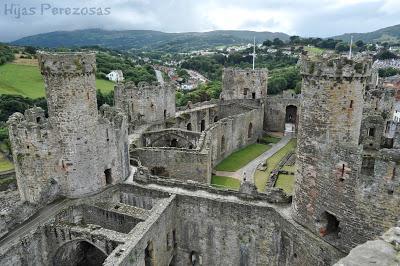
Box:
[7,52,130,204]
[293,54,400,252]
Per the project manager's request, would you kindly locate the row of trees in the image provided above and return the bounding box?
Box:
[0,45,15,65]
[268,67,301,95]
[176,81,222,107]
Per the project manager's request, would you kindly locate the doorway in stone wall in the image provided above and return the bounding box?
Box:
[104,169,112,184]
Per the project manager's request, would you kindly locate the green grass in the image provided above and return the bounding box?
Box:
[215,143,270,172]
[304,46,324,56]
[0,176,15,186]
[211,175,240,190]
[0,153,14,172]
[254,139,297,191]
[0,64,115,98]
[261,134,281,144]
[275,174,295,194]
[281,164,295,173]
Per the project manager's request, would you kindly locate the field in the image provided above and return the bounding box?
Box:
[0,153,14,172]
[211,175,240,190]
[215,143,270,172]
[0,63,115,98]
[254,139,297,192]
[304,46,324,56]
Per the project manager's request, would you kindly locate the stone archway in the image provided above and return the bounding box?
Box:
[285,105,298,135]
[53,240,107,266]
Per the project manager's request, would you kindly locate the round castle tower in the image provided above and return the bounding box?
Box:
[293,54,373,251]
[38,52,104,197]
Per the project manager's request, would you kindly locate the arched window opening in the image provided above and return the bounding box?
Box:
[248,123,253,138]
[221,136,225,153]
[187,123,192,131]
[170,139,178,147]
[53,240,107,266]
[200,120,205,132]
[319,211,340,238]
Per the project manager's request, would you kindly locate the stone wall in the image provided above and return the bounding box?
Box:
[293,54,400,252]
[265,91,300,132]
[114,82,176,133]
[220,68,268,100]
[131,102,264,183]
[7,52,130,204]
[103,183,344,266]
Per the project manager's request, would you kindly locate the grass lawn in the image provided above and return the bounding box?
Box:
[0,153,14,172]
[0,63,115,98]
[254,139,297,192]
[275,174,295,194]
[304,46,324,56]
[215,143,270,172]
[261,134,281,144]
[211,175,240,190]
[281,164,296,173]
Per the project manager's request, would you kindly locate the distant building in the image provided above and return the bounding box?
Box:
[106,70,124,82]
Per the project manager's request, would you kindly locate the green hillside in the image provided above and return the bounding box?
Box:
[11,28,289,52]
[333,24,400,43]
[0,63,114,98]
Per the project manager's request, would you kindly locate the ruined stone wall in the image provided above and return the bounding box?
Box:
[265,92,300,132]
[130,147,211,183]
[220,68,268,100]
[7,52,130,204]
[104,184,344,266]
[207,107,264,167]
[141,129,201,149]
[293,54,400,252]
[7,108,60,203]
[0,226,48,266]
[172,195,344,266]
[360,85,395,149]
[114,82,176,132]
[175,104,218,132]
[131,104,263,183]
[104,193,177,266]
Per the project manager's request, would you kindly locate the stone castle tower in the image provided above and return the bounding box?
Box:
[293,54,400,252]
[220,68,268,100]
[114,82,176,133]
[8,52,130,204]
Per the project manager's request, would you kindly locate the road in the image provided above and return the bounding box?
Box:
[0,198,70,248]
[215,136,291,182]
[155,70,164,85]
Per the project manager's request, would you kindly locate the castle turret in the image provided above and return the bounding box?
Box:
[293,54,374,251]
[220,68,268,101]
[38,52,104,198]
[8,52,130,204]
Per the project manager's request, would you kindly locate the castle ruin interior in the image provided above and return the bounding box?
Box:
[0,51,399,265]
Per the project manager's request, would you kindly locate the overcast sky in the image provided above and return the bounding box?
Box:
[0,0,399,42]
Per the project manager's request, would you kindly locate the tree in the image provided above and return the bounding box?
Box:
[25,46,37,55]
[289,36,301,45]
[355,40,365,48]
[335,42,349,52]
[263,40,273,47]
[273,38,284,47]
[375,50,398,60]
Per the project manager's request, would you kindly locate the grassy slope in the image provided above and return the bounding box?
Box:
[254,139,297,192]
[0,64,114,98]
[0,153,14,172]
[275,174,294,194]
[215,143,270,172]
[211,175,240,190]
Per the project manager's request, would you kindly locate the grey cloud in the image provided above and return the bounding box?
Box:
[0,0,398,42]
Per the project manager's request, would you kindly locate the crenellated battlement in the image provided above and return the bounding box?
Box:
[299,54,373,78]
[37,52,96,76]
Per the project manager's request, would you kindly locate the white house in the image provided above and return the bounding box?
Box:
[106,70,124,82]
